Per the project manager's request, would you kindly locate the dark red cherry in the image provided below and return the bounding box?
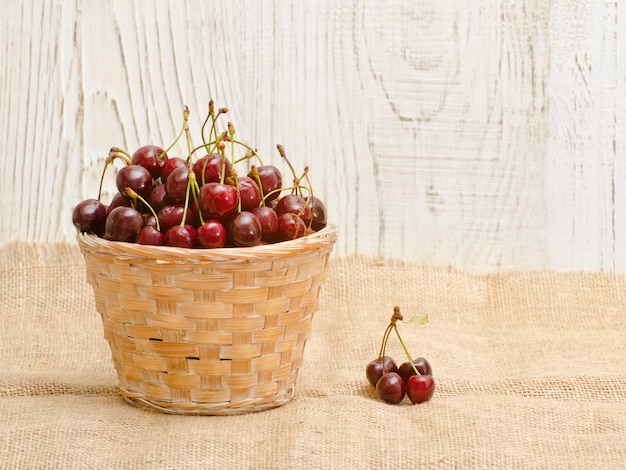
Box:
[376,372,406,404]
[276,194,312,226]
[136,225,165,246]
[237,176,262,211]
[307,196,328,231]
[252,165,282,202]
[276,213,306,241]
[104,206,144,242]
[72,198,107,236]
[161,157,188,184]
[158,205,193,232]
[164,224,198,248]
[165,166,191,204]
[251,206,279,242]
[365,356,398,387]
[227,211,262,247]
[132,145,168,179]
[398,358,433,384]
[116,164,153,199]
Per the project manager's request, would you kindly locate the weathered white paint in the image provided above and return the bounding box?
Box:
[1,0,624,273]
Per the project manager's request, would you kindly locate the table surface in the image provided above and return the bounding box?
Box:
[2,242,625,469]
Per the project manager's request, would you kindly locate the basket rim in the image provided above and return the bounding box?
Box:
[77,223,337,262]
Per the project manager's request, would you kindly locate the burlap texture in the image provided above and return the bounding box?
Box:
[1,242,625,469]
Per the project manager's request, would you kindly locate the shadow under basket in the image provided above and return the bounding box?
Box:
[77,225,337,415]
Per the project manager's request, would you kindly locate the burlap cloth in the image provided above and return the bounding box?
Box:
[1,242,625,469]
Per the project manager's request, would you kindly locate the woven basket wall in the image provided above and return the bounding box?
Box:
[77,225,337,415]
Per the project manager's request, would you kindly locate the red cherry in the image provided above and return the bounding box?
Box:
[165,166,191,203]
[161,157,188,183]
[164,224,198,248]
[276,213,306,241]
[406,375,435,404]
[106,192,131,216]
[251,165,282,202]
[158,205,193,232]
[398,357,433,384]
[193,154,231,185]
[276,194,312,226]
[136,225,165,246]
[251,206,279,242]
[199,182,239,220]
[237,176,262,211]
[197,220,227,248]
[147,183,170,213]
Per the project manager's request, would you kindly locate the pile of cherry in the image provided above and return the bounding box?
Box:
[72,103,327,248]
[366,306,435,405]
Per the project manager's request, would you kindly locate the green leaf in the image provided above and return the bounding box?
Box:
[405,314,429,325]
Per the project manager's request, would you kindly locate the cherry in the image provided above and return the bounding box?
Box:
[161,157,188,183]
[143,214,157,228]
[237,176,262,211]
[251,165,282,202]
[199,182,239,220]
[365,356,398,387]
[72,198,107,236]
[227,211,262,247]
[406,375,435,404]
[251,206,279,242]
[276,213,306,241]
[104,206,144,241]
[164,224,198,248]
[307,196,328,231]
[165,166,191,203]
[276,194,312,226]
[136,225,165,246]
[106,192,131,216]
[147,183,170,213]
[116,164,153,199]
[397,357,433,384]
[193,153,231,185]
[376,372,406,404]
[132,145,168,179]
[197,220,227,248]
[158,205,193,232]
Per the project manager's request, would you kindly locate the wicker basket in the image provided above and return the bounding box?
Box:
[77,225,337,415]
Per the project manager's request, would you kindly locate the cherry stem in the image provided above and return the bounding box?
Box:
[184,121,193,161]
[180,171,197,228]
[97,157,112,201]
[377,323,394,374]
[277,144,298,185]
[201,100,214,147]
[125,187,160,231]
[163,105,190,160]
[110,147,132,161]
[393,323,421,376]
[249,165,266,206]
[302,168,315,230]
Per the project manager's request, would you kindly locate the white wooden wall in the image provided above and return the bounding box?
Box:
[1,1,625,273]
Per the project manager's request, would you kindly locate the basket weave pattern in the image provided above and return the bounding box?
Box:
[77,226,337,415]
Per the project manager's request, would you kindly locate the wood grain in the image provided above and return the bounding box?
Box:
[1,0,624,272]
